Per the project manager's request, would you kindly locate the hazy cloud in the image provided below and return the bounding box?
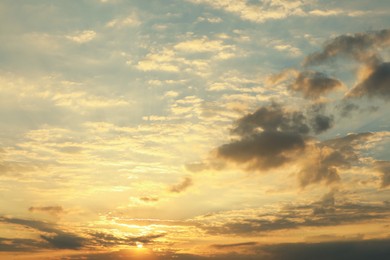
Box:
[374,161,390,188]
[290,71,343,99]
[211,242,258,249]
[90,232,165,248]
[139,196,159,202]
[201,194,390,235]
[28,206,64,216]
[338,102,360,117]
[169,177,193,193]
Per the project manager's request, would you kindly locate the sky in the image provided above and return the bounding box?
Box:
[0,0,390,259]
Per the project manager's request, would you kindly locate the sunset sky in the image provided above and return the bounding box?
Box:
[1,0,390,259]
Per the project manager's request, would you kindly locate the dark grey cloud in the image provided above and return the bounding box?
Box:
[218,131,305,170]
[310,114,334,134]
[231,103,310,136]
[0,216,165,252]
[216,103,337,174]
[41,233,84,249]
[28,238,390,260]
[348,62,390,100]
[304,29,390,66]
[216,103,311,171]
[307,104,334,134]
[0,217,85,250]
[290,71,342,99]
[28,206,64,216]
[169,177,193,193]
[374,161,390,188]
[0,237,44,252]
[89,232,165,248]
[211,242,258,249]
[260,238,390,260]
[201,193,390,236]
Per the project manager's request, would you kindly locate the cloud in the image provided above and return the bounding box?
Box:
[348,62,390,100]
[188,0,305,23]
[231,103,310,136]
[217,131,305,170]
[215,103,335,173]
[106,14,140,28]
[303,29,390,66]
[211,242,258,249]
[66,30,96,43]
[169,177,193,193]
[41,233,84,249]
[290,71,343,99]
[89,232,165,248]
[374,161,390,188]
[0,217,85,250]
[0,237,44,252]
[298,132,373,187]
[338,102,360,117]
[259,239,390,260]
[307,104,334,134]
[174,38,232,53]
[139,197,159,202]
[28,206,64,216]
[200,193,390,235]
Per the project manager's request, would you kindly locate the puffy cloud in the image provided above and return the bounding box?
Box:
[298,133,373,187]
[218,131,305,170]
[268,70,342,100]
[215,103,336,173]
[307,104,334,134]
[231,103,310,136]
[304,29,390,66]
[290,71,343,99]
[348,62,390,100]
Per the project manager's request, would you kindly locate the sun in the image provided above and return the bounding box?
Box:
[136,242,143,249]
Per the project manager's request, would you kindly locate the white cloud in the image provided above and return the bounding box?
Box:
[106,14,141,28]
[66,30,96,43]
[188,0,305,23]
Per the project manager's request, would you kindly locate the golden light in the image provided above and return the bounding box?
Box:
[136,242,143,249]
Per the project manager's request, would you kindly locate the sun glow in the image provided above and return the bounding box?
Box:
[136,242,143,249]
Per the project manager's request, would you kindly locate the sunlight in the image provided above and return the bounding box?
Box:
[136,242,143,249]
